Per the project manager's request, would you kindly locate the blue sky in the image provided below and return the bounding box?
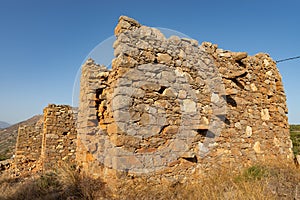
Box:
[0,0,299,124]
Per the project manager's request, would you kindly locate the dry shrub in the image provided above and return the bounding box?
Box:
[0,164,110,200]
[179,167,275,200]
[0,174,20,200]
[116,163,300,200]
[0,162,299,200]
[116,178,178,200]
[57,164,110,200]
[0,172,61,200]
[265,163,300,199]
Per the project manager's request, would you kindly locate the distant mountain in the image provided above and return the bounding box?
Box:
[0,121,10,129]
[0,115,42,160]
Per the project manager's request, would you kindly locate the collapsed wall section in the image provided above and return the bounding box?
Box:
[202,42,293,166]
[14,120,43,173]
[41,104,77,170]
[76,60,110,175]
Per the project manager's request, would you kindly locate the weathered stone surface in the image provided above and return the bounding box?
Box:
[157,53,172,64]
[162,88,176,98]
[178,90,187,99]
[261,108,270,121]
[246,126,252,137]
[226,88,238,95]
[235,122,242,129]
[231,52,248,61]
[41,105,77,170]
[250,83,258,92]
[141,83,161,91]
[253,141,262,153]
[75,16,292,188]
[13,104,77,174]
[183,99,196,113]
[12,16,292,190]
[114,15,141,36]
[14,122,43,173]
[296,155,300,166]
[222,68,248,79]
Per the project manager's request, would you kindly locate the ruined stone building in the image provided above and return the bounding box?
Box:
[12,16,293,184]
[14,105,77,173]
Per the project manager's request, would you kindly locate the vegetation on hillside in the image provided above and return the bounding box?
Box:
[0,115,42,160]
[290,125,300,155]
[290,125,300,132]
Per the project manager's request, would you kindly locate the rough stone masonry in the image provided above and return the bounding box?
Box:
[9,15,293,187]
[13,104,77,174]
[76,15,294,184]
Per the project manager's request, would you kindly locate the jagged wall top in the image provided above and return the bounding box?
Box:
[76,15,293,183]
[114,16,141,36]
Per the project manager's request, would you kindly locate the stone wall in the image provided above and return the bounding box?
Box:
[11,16,294,186]
[75,59,110,176]
[41,104,77,170]
[14,119,43,173]
[76,16,294,184]
[13,104,77,174]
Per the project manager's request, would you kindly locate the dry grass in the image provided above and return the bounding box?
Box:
[0,172,61,200]
[116,163,300,200]
[57,164,110,200]
[182,166,276,200]
[0,163,300,200]
[0,164,110,200]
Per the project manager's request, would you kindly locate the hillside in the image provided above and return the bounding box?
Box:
[0,115,42,161]
[0,121,10,129]
[290,124,300,155]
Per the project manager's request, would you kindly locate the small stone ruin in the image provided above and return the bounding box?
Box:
[9,16,293,186]
[76,16,293,182]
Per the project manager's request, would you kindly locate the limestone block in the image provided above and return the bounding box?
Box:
[183,99,196,113]
[157,53,172,64]
[245,126,252,137]
[261,109,270,121]
[253,141,262,153]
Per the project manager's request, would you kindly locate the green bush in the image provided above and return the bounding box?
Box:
[290,125,300,132]
[0,154,9,161]
[235,165,268,182]
[290,125,300,156]
[291,131,300,155]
